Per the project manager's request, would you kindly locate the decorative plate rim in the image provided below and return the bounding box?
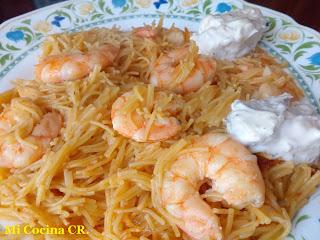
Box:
[1,0,319,38]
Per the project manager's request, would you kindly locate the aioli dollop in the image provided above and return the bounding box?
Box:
[191,8,266,60]
[225,93,320,163]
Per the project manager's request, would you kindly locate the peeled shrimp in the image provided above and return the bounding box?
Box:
[111,86,181,142]
[150,45,217,94]
[162,133,265,240]
[253,82,282,99]
[0,106,20,134]
[133,26,186,46]
[166,27,186,46]
[133,26,157,39]
[35,43,119,83]
[0,98,42,135]
[0,112,62,168]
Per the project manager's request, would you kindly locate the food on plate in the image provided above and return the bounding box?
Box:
[35,43,119,83]
[134,25,187,46]
[149,43,217,94]
[133,26,158,39]
[0,15,319,240]
[191,8,266,60]
[226,93,320,163]
[162,133,265,240]
[111,85,182,142]
[0,98,62,168]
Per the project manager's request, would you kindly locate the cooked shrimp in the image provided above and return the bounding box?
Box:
[166,27,186,46]
[150,45,217,94]
[253,82,281,99]
[0,98,43,135]
[35,43,119,83]
[0,112,62,168]
[111,85,181,142]
[162,133,265,240]
[133,26,157,39]
[0,106,19,134]
[133,26,186,45]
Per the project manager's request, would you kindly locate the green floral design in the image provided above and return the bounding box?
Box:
[295,214,311,228]
[0,19,42,66]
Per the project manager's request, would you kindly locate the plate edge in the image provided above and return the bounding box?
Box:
[0,0,319,40]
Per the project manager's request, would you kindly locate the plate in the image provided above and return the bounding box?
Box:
[0,0,319,239]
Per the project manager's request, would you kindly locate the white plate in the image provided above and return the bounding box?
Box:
[0,0,319,239]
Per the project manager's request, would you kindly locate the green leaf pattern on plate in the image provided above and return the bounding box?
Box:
[295,214,311,228]
[0,0,318,77]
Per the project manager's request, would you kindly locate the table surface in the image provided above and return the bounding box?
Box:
[0,0,319,31]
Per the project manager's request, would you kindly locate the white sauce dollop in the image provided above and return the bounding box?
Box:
[191,8,266,60]
[225,93,320,163]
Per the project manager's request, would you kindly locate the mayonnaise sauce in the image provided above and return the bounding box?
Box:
[191,8,266,60]
[225,93,320,163]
